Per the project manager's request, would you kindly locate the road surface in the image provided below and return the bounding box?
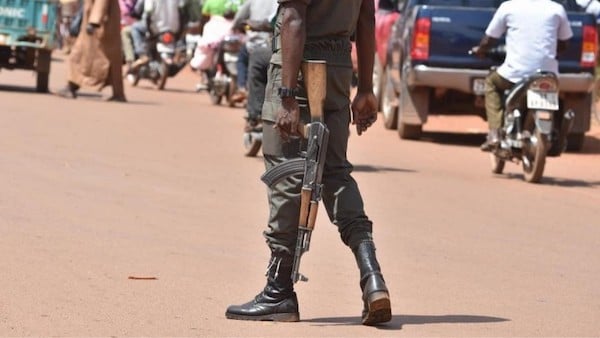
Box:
[1,53,599,337]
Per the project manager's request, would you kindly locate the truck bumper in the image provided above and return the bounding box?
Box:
[406,65,595,94]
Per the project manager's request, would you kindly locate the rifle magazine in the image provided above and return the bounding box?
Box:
[260,158,306,187]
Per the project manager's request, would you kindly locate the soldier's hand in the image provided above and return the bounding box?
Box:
[351,91,378,136]
[275,97,301,141]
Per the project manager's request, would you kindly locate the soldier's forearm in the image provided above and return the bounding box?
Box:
[355,0,375,93]
[280,3,307,89]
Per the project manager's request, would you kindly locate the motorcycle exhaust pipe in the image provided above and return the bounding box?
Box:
[556,109,575,154]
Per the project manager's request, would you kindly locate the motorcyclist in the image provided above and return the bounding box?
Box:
[576,0,600,16]
[473,0,573,151]
[230,0,278,130]
[129,0,185,71]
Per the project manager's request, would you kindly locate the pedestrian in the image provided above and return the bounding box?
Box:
[225,0,392,326]
[56,0,127,102]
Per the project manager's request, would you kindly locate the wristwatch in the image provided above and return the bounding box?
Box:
[277,86,299,98]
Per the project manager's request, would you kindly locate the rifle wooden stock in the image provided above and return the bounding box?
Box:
[301,60,326,121]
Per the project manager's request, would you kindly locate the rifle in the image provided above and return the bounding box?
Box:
[260,60,328,283]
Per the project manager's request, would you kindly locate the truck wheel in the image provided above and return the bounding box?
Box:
[36,72,49,93]
[36,49,51,93]
[381,70,398,130]
[397,69,428,140]
[566,132,585,152]
[398,122,422,139]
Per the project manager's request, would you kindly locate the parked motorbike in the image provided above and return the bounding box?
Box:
[206,34,244,107]
[128,31,190,90]
[472,46,574,183]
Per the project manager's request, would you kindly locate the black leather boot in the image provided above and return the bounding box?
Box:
[353,240,392,325]
[225,254,299,322]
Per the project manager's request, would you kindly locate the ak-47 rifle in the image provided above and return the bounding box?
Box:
[260,60,328,283]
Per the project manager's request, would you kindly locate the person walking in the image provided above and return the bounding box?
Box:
[57,0,127,102]
[225,0,392,326]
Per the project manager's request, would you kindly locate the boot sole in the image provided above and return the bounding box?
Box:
[225,312,300,322]
[363,291,392,326]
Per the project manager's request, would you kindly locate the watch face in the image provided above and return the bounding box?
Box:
[278,87,298,98]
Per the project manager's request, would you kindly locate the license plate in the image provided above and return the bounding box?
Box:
[527,90,559,110]
[472,78,485,95]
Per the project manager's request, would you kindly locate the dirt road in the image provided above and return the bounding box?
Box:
[1,54,599,337]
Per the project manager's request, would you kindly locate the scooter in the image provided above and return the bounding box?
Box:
[128,31,190,90]
[206,34,244,107]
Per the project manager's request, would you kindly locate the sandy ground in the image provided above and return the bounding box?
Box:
[0,53,599,337]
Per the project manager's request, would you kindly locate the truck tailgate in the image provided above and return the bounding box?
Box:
[419,6,496,69]
[0,0,57,47]
[417,6,595,73]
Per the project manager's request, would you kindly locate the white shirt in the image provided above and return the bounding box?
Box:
[576,0,600,16]
[485,0,573,83]
[144,0,184,34]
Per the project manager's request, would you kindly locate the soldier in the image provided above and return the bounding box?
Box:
[225,0,392,326]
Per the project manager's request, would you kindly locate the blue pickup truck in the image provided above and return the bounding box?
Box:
[380,0,596,151]
[0,0,58,92]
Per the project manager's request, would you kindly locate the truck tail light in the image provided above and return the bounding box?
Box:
[41,4,49,26]
[411,17,431,60]
[580,25,597,68]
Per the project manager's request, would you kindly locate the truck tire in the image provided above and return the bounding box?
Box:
[566,132,585,152]
[36,72,49,93]
[397,68,427,140]
[36,49,51,93]
[398,122,422,139]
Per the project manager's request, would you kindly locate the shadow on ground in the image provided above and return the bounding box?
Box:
[419,131,486,148]
[305,314,509,330]
[418,130,600,155]
[0,84,43,93]
[497,173,600,188]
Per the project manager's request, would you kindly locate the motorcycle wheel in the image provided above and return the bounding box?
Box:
[489,153,505,174]
[127,72,140,87]
[227,78,238,108]
[156,62,169,90]
[209,89,223,105]
[522,128,548,183]
[243,131,262,157]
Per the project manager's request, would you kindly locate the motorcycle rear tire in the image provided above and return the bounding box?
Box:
[489,154,505,174]
[522,129,548,183]
[244,131,262,157]
[156,62,169,90]
[210,90,223,105]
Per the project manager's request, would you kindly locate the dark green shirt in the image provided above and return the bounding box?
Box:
[271,0,362,67]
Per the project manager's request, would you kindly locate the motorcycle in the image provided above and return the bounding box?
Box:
[206,34,244,107]
[128,31,190,90]
[243,120,263,157]
[473,46,574,183]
